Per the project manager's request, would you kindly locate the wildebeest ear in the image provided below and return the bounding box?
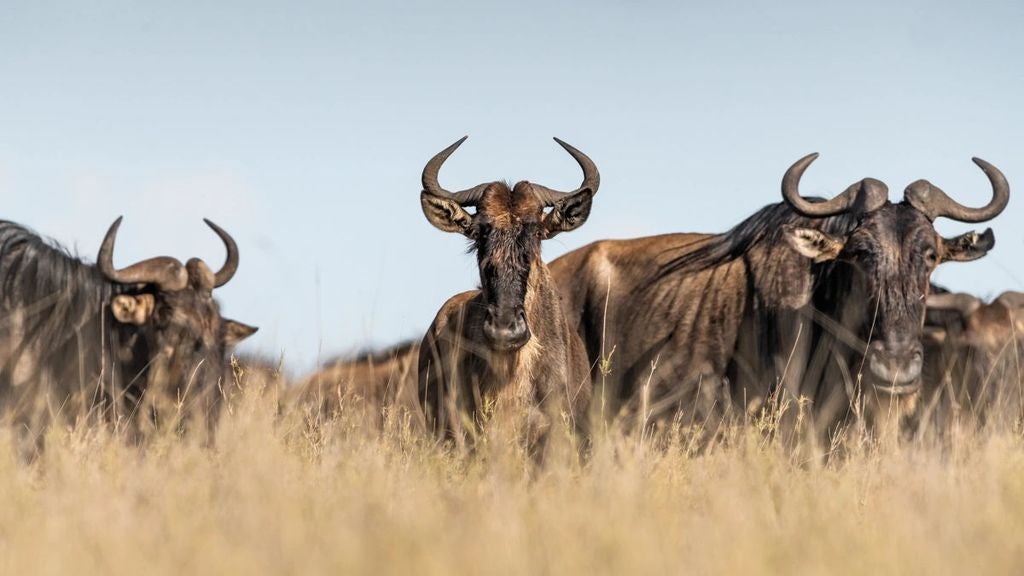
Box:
[782,225,845,263]
[542,188,594,238]
[111,294,156,325]
[420,192,474,236]
[941,228,995,262]
[223,320,258,348]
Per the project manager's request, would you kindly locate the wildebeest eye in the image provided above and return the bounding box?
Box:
[471,222,489,241]
[923,248,938,265]
[153,304,173,326]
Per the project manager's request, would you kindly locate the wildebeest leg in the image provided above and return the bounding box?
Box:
[528,365,587,466]
[691,371,730,448]
[627,367,729,449]
[419,319,473,451]
[618,333,676,424]
[524,404,552,466]
[773,310,812,446]
[581,273,620,425]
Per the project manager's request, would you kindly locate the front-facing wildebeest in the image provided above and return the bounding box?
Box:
[0,216,257,437]
[550,154,1008,439]
[418,137,597,462]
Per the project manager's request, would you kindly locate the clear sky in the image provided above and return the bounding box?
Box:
[1,0,1022,372]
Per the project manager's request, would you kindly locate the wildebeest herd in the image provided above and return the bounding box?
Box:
[1,138,1019,455]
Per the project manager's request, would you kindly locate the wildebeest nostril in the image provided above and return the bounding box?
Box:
[483,308,530,349]
[867,340,924,386]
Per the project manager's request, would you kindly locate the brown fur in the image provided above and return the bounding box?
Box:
[550,199,994,438]
[919,291,1024,431]
[288,341,421,428]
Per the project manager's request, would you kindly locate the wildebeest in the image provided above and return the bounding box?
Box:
[289,340,421,428]
[417,137,596,460]
[549,154,1008,438]
[0,216,257,436]
[918,289,1024,431]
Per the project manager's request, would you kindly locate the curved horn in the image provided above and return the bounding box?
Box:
[531,137,601,206]
[203,218,238,288]
[97,217,188,292]
[781,153,889,218]
[903,158,1009,223]
[421,136,491,206]
[926,292,982,317]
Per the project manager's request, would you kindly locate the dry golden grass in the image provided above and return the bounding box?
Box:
[2,366,1024,576]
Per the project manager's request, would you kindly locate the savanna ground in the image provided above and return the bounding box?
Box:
[2,362,1024,576]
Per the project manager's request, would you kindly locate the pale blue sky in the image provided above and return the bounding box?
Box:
[1,0,1022,371]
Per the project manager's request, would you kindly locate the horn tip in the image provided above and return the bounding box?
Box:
[788,153,820,172]
[441,135,468,154]
[552,137,574,151]
[203,218,231,235]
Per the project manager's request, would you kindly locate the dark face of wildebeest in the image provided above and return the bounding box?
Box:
[420,137,597,351]
[781,155,1007,396]
[98,217,257,407]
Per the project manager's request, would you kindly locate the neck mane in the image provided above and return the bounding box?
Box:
[0,222,117,347]
[650,201,859,284]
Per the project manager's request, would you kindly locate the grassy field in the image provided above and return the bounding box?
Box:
[2,366,1024,576]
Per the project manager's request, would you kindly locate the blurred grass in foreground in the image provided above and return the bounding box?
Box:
[1,361,1024,576]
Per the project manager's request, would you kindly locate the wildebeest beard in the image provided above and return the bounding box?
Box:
[0,221,240,435]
